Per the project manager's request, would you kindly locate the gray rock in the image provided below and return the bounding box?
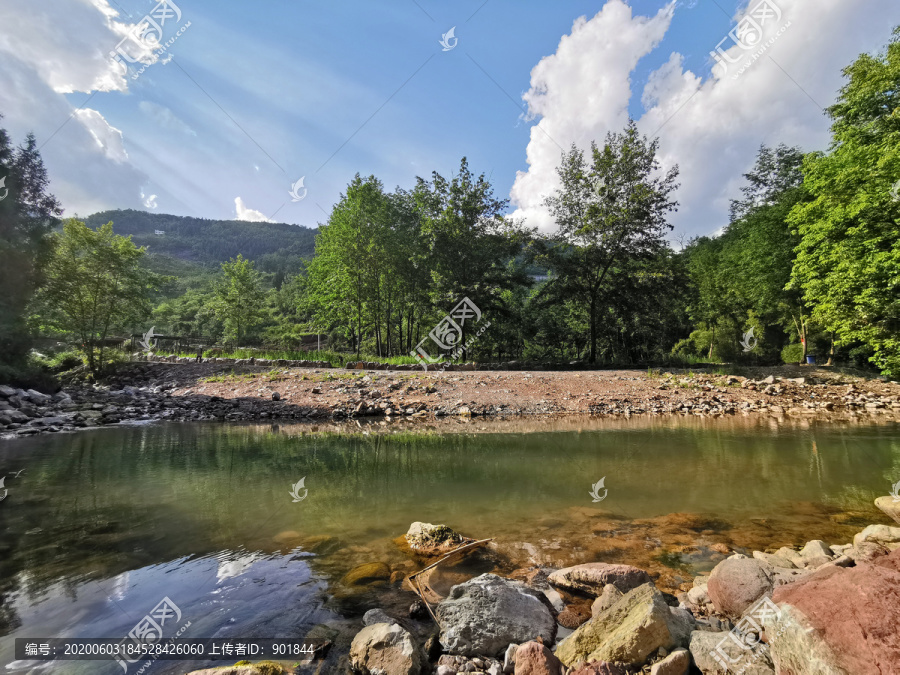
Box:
[0,385,16,397]
[363,609,397,626]
[349,622,425,675]
[25,389,52,405]
[688,630,775,674]
[436,574,556,657]
[503,643,518,673]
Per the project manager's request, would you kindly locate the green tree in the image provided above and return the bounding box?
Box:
[789,28,900,376]
[212,254,268,344]
[0,117,63,370]
[414,157,528,358]
[38,219,160,373]
[542,121,679,362]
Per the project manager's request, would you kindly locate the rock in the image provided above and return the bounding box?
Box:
[350,622,425,675]
[271,392,280,401]
[650,648,690,675]
[555,583,681,667]
[666,607,695,647]
[185,664,289,675]
[409,600,430,621]
[874,496,900,525]
[363,609,397,626]
[853,524,900,550]
[765,548,900,674]
[558,605,591,629]
[436,667,455,675]
[591,585,623,616]
[688,631,774,674]
[25,389,52,404]
[0,385,16,397]
[847,540,890,563]
[548,563,652,597]
[686,585,709,607]
[405,522,469,555]
[342,562,392,586]
[798,540,834,567]
[706,557,774,618]
[565,661,628,675]
[512,641,562,675]
[752,551,795,569]
[504,643,518,673]
[436,574,556,657]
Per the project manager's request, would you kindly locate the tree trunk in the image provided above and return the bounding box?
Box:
[589,296,597,363]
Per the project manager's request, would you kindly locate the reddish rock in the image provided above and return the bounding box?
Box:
[513,641,563,675]
[567,661,628,675]
[768,548,900,674]
[548,563,652,597]
[557,604,592,629]
[707,557,774,618]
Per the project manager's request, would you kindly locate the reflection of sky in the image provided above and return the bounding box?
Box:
[1,550,335,675]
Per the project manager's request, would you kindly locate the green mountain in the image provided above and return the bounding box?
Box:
[84,209,319,291]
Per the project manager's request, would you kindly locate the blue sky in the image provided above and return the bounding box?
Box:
[2,0,898,236]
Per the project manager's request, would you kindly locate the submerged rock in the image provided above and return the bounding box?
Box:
[350,622,425,675]
[342,562,392,586]
[436,574,556,657]
[554,583,684,667]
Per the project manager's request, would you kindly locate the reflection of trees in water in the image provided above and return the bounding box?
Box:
[2,419,899,640]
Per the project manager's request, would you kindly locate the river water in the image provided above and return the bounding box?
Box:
[1,416,898,673]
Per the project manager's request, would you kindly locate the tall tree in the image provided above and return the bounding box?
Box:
[0,118,63,370]
[37,220,160,373]
[542,121,679,362]
[213,254,267,345]
[789,28,900,376]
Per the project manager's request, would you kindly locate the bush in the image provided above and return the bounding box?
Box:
[781,343,804,364]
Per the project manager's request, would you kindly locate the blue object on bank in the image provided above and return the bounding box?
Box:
[806,355,816,364]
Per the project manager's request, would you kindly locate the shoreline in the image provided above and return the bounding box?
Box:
[2,362,899,439]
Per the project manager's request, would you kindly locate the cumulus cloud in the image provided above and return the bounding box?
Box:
[234,197,272,223]
[510,0,899,237]
[0,0,168,215]
[142,192,158,209]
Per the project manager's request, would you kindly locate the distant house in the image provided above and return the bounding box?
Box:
[155,230,165,235]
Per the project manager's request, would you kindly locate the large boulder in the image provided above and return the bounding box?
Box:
[513,641,563,675]
[554,583,684,667]
[874,496,900,525]
[436,574,556,656]
[350,622,425,675]
[688,631,774,674]
[763,548,900,674]
[548,563,652,597]
[706,557,774,618]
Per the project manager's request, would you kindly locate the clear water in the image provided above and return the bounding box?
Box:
[1,416,898,673]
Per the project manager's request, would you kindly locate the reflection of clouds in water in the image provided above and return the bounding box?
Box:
[107,570,130,602]
[214,551,266,584]
[675,0,699,7]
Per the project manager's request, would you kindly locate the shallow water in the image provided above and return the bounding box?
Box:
[0,416,898,673]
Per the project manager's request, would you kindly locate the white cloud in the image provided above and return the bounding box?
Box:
[234,197,272,223]
[0,0,171,216]
[510,0,900,238]
[73,108,129,163]
[142,192,158,209]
